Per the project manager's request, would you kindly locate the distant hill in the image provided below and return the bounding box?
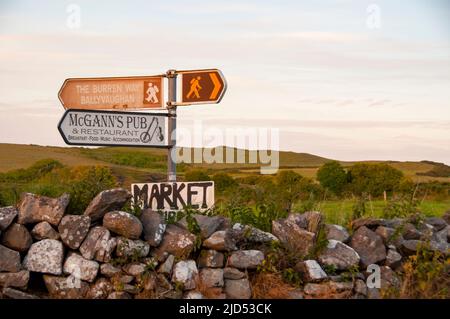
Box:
[0,143,448,185]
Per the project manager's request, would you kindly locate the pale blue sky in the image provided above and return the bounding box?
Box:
[0,0,449,163]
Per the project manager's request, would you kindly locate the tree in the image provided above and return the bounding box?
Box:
[316,161,347,195]
[347,163,403,197]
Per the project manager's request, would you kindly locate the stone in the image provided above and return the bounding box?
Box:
[232,223,279,243]
[290,211,323,233]
[400,240,423,256]
[442,211,450,224]
[354,279,368,296]
[385,249,402,269]
[197,249,224,268]
[295,260,327,282]
[379,266,401,290]
[123,263,146,277]
[116,237,150,258]
[402,223,421,240]
[184,291,204,299]
[100,263,121,277]
[87,278,113,299]
[177,214,225,239]
[324,224,350,243]
[199,268,224,288]
[140,209,166,246]
[0,206,18,231]
[31,221,60,240]
[1,223,32,252]
[118,275,134,284]
[172,260,198,290]
[223,267,246,280]
[63,252,99,283]
[228,250,264,269]
[2,287,39,299]
[123,284,140,294]
[154,224,196,258]
[0,244,21,272]
[157,254,175,275]
[318,240,360,270]
[350,226,386,268]
[0,270,29,288]
[425,217,447,231]
[84,188,131,222]
[43,275,89,299]
[103,211,142,239]
[140,272,157,291]
[303,281,353,299]
[287,289,304,299]
[79,226,116,262]
[375,226,395,245]
[57,215,90,249]
[433,226,450,244]
[23,239,64,275]
[203,230,237,251]
[17,193,70,226]
[272,218,315,256]
[351,217,384,230]
[224,278,251,299]
[108,291,132,299]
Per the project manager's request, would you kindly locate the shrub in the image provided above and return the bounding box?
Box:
[316,161,347,195]
[184,169,211,182]
[212,172,237,193]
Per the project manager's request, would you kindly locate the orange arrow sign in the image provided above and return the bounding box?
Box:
[180,69,227,105]
[58,76,164,110]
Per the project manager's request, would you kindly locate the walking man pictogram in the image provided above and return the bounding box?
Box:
[187,76,202,99]
[145,82,159,104]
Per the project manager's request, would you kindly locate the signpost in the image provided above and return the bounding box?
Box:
[131,181,215,211]
[58,109,169,148]
[57,68,227,211]
[58,76,164,110]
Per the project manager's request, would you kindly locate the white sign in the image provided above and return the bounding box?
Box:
[58,109,169,147]
[132,181,215,211]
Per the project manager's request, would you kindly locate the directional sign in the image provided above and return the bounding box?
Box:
[180,69,226,104]
[58,109,169,148]
[132,181,215,211]
[58,76,164,110]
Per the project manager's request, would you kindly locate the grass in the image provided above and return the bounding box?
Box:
[301,199,450,226]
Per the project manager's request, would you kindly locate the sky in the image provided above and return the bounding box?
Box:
[0,0,449,163]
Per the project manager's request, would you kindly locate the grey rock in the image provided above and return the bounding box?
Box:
[123,263,146,277]
[197,249,224,268]
[1,223,32,252]
[325,224,350,243]
[0,270,29,288]
[157,254,175,275]
[107,291,132,299]
[80,226,116,262]
[23,239,64,275]
[2,287,39,299]
[199,268,224,288]
[31,221,60,240]
[402,223,421,240]
[154,224,196,258]
[303,281,353,299]
[103,211,142,239]
[223,267,246,280]
[425,217,447,231]
[184,291,204,299]
[228,250,264,269]
[350,226,386,267]
[116,237,150,258]
[442,211,450,224]
[177,214,225,239]
[100,263,121,277]
[0,206,18,231]
[272,218,315,256]
[122,284,140,294]
[318,240,360,270]
[351,217,384,230]
[295,260,327,282]
[232,223,279,243]
[172,260,198,290]
[43,274,89,299]
[17,193,69,226]
[58,215,91,249]
[385,249,402,269]
[224,278,252,299]
[354,279,367,296]
[0,244,21,272]
[203,230,237,251]
[433,225,450,244]
[87,278,113,299]
[375,226,395,245]
[84,188,131,222]
[289,211,323,234]
[140,209,166,246]
[63,252,99,283]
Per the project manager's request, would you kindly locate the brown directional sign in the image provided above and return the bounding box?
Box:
[180,69,226,104]
[58,76,164,110]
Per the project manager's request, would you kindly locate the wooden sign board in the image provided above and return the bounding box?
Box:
[58,109,169,148]
[131,181,215,211]
[180,69,226,105]
[58,76,164,110]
